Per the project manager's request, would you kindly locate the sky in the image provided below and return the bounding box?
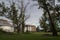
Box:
[0,0,60,27]
[0,0,43,27]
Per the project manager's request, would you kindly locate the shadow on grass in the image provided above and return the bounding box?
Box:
[42,34,52,37]
[0,30,16,35]
[42,33,60,37]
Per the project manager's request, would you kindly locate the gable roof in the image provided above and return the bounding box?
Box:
[0,16,12,26]
[0,19,12,26]
[25,25,36,27]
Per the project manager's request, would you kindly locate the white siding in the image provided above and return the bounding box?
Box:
[28,27,30,31]
[30,27,31,31]
[0,26,14,32]
[24,27,27,32]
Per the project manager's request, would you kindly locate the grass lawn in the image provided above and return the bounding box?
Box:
[0,32,60,40]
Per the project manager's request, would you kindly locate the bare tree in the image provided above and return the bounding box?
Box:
[18,0,30,33]
[7,0,30,33]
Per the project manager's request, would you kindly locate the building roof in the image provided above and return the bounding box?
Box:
[0,16,12,26]
[0,16,12,22]
[25,25,36,27]
[0,19,12,26]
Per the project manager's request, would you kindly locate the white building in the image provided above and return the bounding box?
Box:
[0,16,14,32]
[24,25,36,32]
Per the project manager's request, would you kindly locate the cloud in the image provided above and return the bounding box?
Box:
[0,0,43,27]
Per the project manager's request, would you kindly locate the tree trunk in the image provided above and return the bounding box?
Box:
[22,21,25,33]
[44,28,47,32]
[26,27,28,32]
[47,9,57,36]
[17,24,21,33]
[22,25,25,33]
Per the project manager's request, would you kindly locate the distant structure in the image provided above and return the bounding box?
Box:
[24,25,36,32]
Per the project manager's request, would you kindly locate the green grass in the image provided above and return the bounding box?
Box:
[0,32,60,40]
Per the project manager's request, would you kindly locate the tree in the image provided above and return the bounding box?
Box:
[38,0,57,36]
[9,0,30,33]
[10,2,19,33]
[0,2,8,17]
[40,9,59,32]
[15,0,30,33]
[55,6,60,22]
[0,0,30,33]
[36,26,40,32]
[40,13,49,32]
[40,18,48,32]
[0,1,20,33]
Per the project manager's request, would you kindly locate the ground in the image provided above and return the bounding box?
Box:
[0,32,60,40]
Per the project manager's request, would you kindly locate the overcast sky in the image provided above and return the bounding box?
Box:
[0,0,43,27]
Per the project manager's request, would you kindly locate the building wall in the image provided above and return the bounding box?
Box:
[31,26,36,32]
[24,25,36,32]
[0,19,14,32]
[24,27,27,32]
[0,26,14,32]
